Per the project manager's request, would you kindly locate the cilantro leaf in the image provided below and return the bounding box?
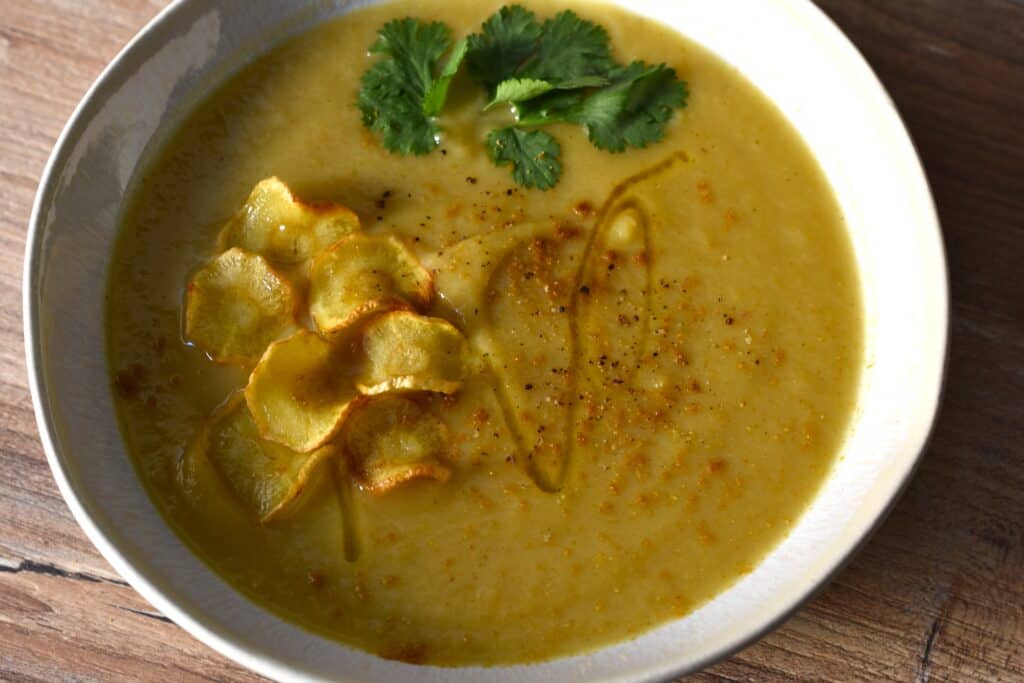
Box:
[486,77,554,110]
[467,7,615,95]
[567,62,688,152]
[466,5,542,93]
[521,11,615,85]
[358,19,454,155]
[514,89,587,126]
[371,19,452,102]
[486,127,562,190]
[423,38,468,117]
[488,74,610,111]
[358,9,690,190]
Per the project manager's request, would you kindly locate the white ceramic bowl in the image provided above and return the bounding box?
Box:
[24,0,947,680]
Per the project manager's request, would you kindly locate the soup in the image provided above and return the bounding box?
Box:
[106,0,862,666]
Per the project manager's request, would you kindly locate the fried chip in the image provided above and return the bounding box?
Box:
[356,311,466,395]
[184,247,298,365]
[342,396,451,493]
[200,392,335,522]
[245,330,359,453]
[218,177,361,264]
[309,234,433,334]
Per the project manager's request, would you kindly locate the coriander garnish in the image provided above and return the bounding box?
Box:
[357,19,466,155]
[357,5,689,188]
[487,127,562,190]
[467,6,615,95]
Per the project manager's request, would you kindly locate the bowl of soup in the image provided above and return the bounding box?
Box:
[24,0,946,680]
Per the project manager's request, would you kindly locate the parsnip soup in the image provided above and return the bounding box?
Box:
[106,0,862,666]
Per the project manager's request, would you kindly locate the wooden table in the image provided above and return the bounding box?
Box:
[1,1,1021,680]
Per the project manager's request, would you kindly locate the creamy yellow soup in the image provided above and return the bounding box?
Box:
[107,0,862,666]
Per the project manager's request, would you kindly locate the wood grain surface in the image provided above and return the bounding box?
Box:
[1,1,1021,680]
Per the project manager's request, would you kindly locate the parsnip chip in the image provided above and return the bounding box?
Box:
[184,247,298,364]
[356,311,466,395]
[309,234,433,334]
[218,177,361,264]
[343,396,451,493]
[202,393,334,522]
[246,330,359,453]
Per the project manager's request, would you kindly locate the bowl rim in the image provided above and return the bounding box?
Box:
[22,0,948,680]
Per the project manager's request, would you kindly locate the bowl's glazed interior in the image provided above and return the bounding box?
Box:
[24,1,945,681]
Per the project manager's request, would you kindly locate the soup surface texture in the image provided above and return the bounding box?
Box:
[107,0,862,666]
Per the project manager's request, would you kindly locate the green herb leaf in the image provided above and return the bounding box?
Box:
[357,19,455,155]
[521,10,615,85]
[513,63,687,161]
[514,89,587,126]
[486,77,554,110]
[466,5,543,94]
[568,62,688,152]
[467,7,615,95]
[486,127,562,190]
[422,38,468,117]
[359,8,690,190]
[488,75,612,111]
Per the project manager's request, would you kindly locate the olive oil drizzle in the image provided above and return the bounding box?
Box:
[478,246,567,493]
[332,458,361,562]
[559,152,689,491]
[578,197,654,385]
[459,153,688,494]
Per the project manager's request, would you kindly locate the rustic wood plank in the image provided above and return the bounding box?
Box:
[0,567,257,682]
[0,1,1020,681]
